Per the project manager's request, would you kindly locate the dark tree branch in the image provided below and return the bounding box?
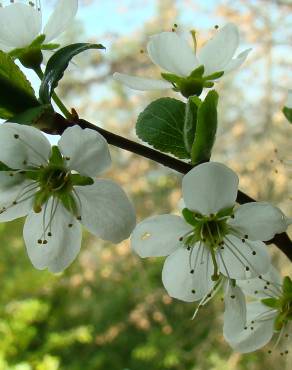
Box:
[51,115,292,261]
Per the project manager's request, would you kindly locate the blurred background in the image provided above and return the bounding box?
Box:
[0,0,292,369]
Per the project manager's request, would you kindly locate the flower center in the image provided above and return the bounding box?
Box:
[181,207,233,280]
[181,208,232,248]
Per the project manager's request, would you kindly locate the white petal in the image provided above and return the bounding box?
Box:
[0,3,41,48]
[182,162,238,215]
[286,90,292,109]
[23,199,82,272]
[131,214,191,258]
[225,301,275,353]
[229,202,288,241]
[43,0,78,42]
[0,172,35,222]
[223,48,251,74]
[147,32,199,76]
[162,245,214,302]
[238,265,282,299]
[0,123,51,169]
[58,125,111,177]
[223,282,247,341]
[219,235,271,280]
[113,73,172,91]
[75,180,136,243]
[198,23,239,75]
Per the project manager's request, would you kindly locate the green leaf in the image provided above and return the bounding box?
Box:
[183,96,200,153]
[136,97,189,159]
[7,105,53,126]
[0,51,39,118]
[191,90,219,164]
[39,43,105,104]
[283,106,292,123]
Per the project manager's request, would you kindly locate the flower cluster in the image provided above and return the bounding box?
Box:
[0,0,291,357]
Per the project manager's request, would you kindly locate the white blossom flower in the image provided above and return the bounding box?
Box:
[113,23,251,96]
[0,0,78,52]
[224,267,292,355]
[131,162,289,302]
[0,123,136,272]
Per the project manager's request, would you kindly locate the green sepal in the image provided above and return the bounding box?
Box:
[182,208,199,227]
[33,190,50,213]
[282,276,292,294]
[283,106,292,123]
[191,90,219,164]
[183,96,200,153]
[59,193,79,217]
[49,146,64,166]
[161,72,183,85]
[30,34,46,48]
[203,81,214,88]
[0,51,39,119]
[189,65,204,78]
[71,174,94,186]
[39,43,106,104]
[0,162,15,172]
[25,170,40,181]
[136,97,190,159]
[204,71,224,81]
[216,206,234,219]
[261,297,279,309]
[274,313,285,331]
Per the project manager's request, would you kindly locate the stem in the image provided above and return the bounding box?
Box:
[33,67,71,119]
[51,115,292,262]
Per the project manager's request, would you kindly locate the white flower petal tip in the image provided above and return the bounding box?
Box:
[197,23,240,75]
[43,0,78,42]
[58,125,111,177]
[24,202,82,273]
[182,162,239,215]
[224,48,252,74]
[0,3,41,48]
[131,214,191,258]
[286,90,292,109]
[147,32,199,76]
[75,179,136,244]
[229,202,289,241]
[113,73,172,91]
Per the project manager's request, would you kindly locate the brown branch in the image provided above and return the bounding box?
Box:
[50,114,292,262]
